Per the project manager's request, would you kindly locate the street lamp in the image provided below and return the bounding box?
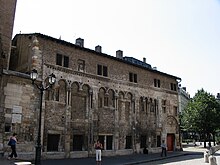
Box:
[133,126,136,153]
[179,112,183,151]
[30,69,56,165]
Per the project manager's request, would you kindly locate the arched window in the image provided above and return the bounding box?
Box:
[58,80,66,103]
[98,88,105,108]
[108,89,114,107]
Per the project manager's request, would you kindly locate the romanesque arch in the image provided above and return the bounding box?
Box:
[98,87,105,108]
[54,79,67,103]
[107,88,115,108]
[166,115,178,133]
[71,82,91,120]
[125,92,132,123]
[118,91,124,122]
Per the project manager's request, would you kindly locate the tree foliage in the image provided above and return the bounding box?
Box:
[182,89,220,145]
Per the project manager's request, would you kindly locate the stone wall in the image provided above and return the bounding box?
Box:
[0,72,35,154]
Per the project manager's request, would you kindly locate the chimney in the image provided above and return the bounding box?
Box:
[116,50,123,59]
[75,38,84,47]
[143,57,146,63]
[95,45,102,53]
[152,67,157,70]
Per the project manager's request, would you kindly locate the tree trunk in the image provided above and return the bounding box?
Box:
[208,133,211,148]
[213,132,216,146]
[204,133,207,148]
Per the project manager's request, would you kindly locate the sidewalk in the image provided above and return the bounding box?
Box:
[0,146,206,165]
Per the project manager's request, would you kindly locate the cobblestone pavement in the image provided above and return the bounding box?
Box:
[140,144,220,165]
[141,152,220,165]
[0,143,218,165]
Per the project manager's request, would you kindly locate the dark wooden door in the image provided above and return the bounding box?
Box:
[167,134,174,151]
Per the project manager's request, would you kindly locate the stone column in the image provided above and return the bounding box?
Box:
[64,84,72,158]
[91,87,99,144]
[31,36,42,77]
[209,155,217,165]
[88,88,93,156]
[114,92,119,151]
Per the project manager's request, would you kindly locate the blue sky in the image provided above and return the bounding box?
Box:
[13,0,220,97]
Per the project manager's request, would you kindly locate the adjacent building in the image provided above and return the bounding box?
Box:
[0,0,17,156]
[0,0,17,70]
[178,87,191,147]
[178,87,190,114]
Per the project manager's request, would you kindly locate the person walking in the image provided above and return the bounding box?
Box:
[8,133,18,160]
[143,146,148,154]
[94,140,103,165]
[161,140,167,157]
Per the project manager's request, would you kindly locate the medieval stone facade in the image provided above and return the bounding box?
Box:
[0,32,181,159]
[0,0,182,160]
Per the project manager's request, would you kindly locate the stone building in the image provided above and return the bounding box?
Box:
[177,87,190,148]
[0,0,182,160]
[0,0,17,70]
[1,32,180,159]
[178,87,190,114]
[0,0,17,156]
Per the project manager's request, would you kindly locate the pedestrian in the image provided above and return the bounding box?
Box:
[8,133,18,160]
[161,140,167,157]
[94,140,103,165]
[193,139,197,146]
[143,146,148,154]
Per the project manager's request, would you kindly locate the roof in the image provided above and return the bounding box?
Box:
[13,33,181,81]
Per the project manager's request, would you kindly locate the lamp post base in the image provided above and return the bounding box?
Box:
[35,145,41,165]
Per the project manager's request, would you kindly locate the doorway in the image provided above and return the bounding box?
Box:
[167,134,175,151]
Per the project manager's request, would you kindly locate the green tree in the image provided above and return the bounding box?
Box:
[182,89,220,147]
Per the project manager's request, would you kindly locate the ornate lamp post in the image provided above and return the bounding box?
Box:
[30,69,56,165]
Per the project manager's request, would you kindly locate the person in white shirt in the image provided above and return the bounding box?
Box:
[161,140,167,157]
[94,140,103,165]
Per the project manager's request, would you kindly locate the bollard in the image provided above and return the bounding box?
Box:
[204,151,209,163]
[209,155,217,165]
